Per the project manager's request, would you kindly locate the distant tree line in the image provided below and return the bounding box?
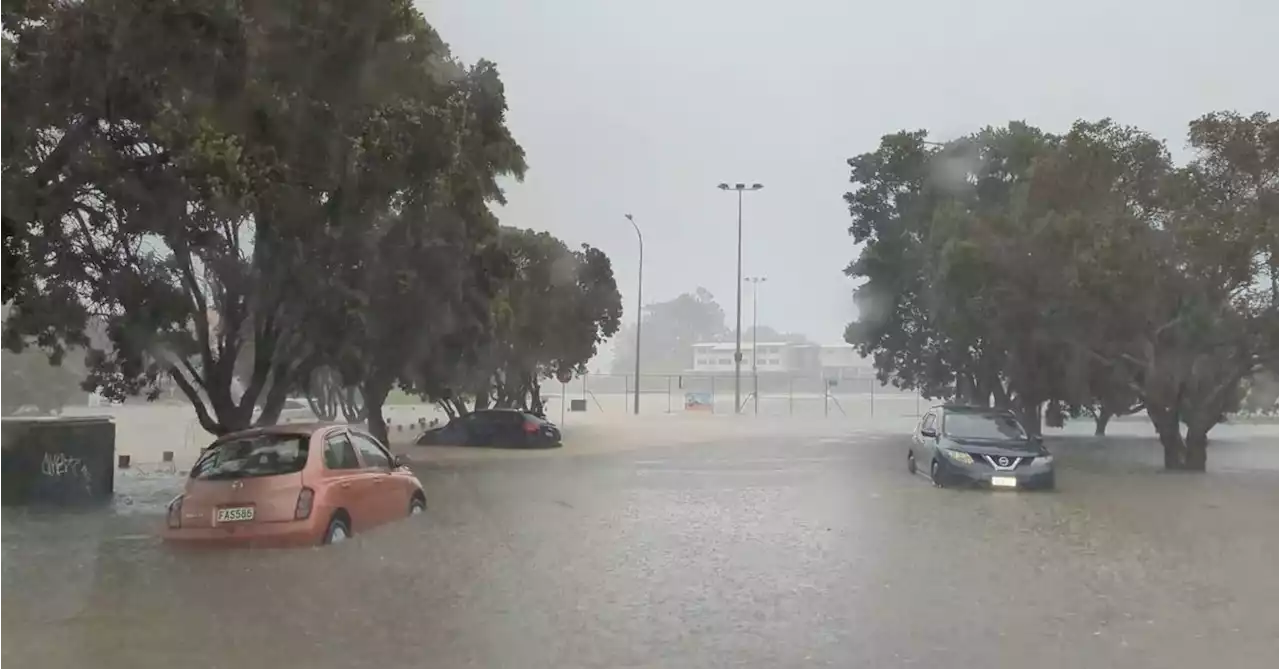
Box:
[2,0,621,442]
[842,113,1277,470]
[611,287,811,375]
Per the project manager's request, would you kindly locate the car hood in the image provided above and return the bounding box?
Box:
[943,438,1044,456]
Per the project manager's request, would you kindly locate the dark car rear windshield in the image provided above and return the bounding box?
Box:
[943,413,1026,441]
[191,434,309,480]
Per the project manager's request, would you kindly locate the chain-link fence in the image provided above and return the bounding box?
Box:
[543,373,927,419]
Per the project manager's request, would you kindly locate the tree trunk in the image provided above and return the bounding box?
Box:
[529,378,543,415]
[167,368,227,435]
[306,369,339,421]
[1147,404,1188,469]
[991,383,1011,411]
[253,365,298,428]
[1093,411,1111,437]
[1184,426,1208,471]
[362,377,392,445]
[339,386,365,423]
[956,373,977,405]
[1045,399,1065,428]
[1014,397,1042,436]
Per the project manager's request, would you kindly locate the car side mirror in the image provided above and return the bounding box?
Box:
[393,454,408,469]
[920,427,937,438]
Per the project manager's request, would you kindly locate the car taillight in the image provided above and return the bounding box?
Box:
[295,487,314,520]
[523,421,538,434]
[166,495,183,529]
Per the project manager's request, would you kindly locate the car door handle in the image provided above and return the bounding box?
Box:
[340,482,351,489]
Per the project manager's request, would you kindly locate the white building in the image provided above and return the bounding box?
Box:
[689,342,875,379]
[691,342,791,373]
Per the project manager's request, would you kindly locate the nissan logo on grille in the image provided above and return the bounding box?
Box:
[997,456,1010,467]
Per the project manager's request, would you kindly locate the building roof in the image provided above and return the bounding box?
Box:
[691,341,791,351]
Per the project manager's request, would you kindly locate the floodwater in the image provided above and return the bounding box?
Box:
[3,415,1276,668]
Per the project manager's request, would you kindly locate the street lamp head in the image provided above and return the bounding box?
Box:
[750,183,764,191]
[735,183,746,190]
[717,183,730,190]
[624,213,633,221]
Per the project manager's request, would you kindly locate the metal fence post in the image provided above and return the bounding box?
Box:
[560,382,566,425]
[823,374,829,418]
[667,376,672,413]
[870,377,875,418]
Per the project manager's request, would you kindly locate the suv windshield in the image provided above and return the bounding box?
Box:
[191,434,309,480]
[943,413,1027,441]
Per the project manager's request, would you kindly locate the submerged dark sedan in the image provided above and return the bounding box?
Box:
[415,409,561,449]
[908,405,1055,490]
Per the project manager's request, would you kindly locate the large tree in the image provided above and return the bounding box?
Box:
[304,57,528,444]
[1061,113,1278,469]
[611,287,728,374]
[438,228,621,417]
[841,112,1277,468]
[842,123,1065,430]
[2,0,509,435]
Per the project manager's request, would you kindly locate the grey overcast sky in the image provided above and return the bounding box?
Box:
[420,0,1278,352]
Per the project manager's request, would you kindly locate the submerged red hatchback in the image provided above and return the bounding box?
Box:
[164,423,425,548]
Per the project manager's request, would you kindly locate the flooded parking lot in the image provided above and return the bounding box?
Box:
[3,416,1276,668]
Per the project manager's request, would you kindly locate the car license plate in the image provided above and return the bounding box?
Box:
[991,476,1017,488]
[217,506,255,522]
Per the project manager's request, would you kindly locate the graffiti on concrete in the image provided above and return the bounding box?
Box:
[40,452,94,493]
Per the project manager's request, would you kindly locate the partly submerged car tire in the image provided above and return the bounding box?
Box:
[322,515,351,545]
[409,495,426,516]
[930,460,945,488]
[907,451,917,475]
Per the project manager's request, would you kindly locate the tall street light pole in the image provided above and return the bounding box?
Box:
[744,276,767,414]
[718,182,763,414]
[624,214,643,415]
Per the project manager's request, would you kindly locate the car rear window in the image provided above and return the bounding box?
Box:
[943,413,1026,440]
[474,410,523,424]
[191,434,309,480]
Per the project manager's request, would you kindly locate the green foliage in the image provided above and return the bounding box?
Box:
[611,288,729,374]
[1,300,87,415]
[1,346,88,415]
[842,112,1277,466]
[1,0,528,437]
[446,227,621,414]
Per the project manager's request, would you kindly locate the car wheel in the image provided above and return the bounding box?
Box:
[409,495,426,516]
[930,460,945,488]
[907,451,917,475]
[323,515,351,545]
